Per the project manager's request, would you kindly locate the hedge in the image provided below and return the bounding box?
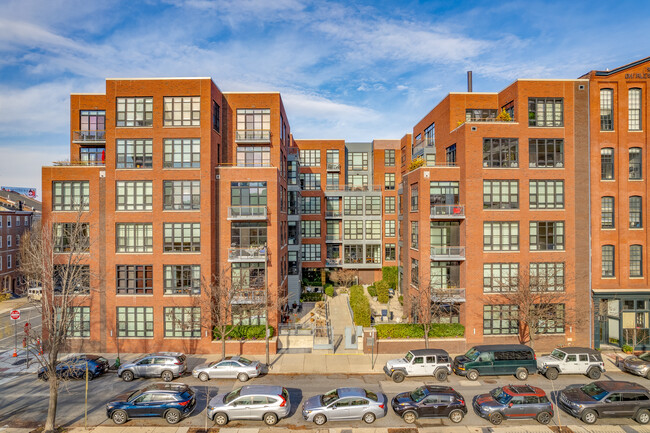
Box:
[349,284,371,327]
[325,286,334,297]
[213,325,275,340]
[375,280,390,304]
[374,323,465,339]
[300,292,323,302]
[382,266,398,289]
[367,285,377,297]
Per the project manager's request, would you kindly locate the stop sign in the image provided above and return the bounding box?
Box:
[10,310,20,320]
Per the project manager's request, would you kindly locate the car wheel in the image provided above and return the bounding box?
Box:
[111,409,128,425]
[449,409,464,423]
[587,368,601,380]
[121,370,134,382]
[392,371,405,383]
[488,412,503,425]
[537,411,552,425]
[313,413,327,425]
[363,412,376,424]
[213,412,228,426]
[515,367,528,381]
[467,370,479,381]
[161,370,174,382]
[165,409,181,424]
[545,368,559,380]
[582,409,598,424]
[435,369,448,381]
[263,412,278,426]
[40,372,49,381]
[402,410,417,424]
[238,372,249,382]
[198,372,209,382]
[636,409,650,425]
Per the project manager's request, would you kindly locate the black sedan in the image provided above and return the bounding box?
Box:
[38,354,110,380]
[391,385,467,424]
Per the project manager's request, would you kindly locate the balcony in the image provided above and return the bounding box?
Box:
[430,205,465,219]
[325,185,382,192]
[325,211,343,219]
[326,258,342,267]
[72,130,106,143]
[430,287,466,303]
[325,235,342,243]
[227,206,267,220]
[228,247,267,262]
[326,163,341,172]
[235,130,271,143]
[430,246,466,261]
[412,136,435,156]
[52,160,105,167]
[232,288,265,304]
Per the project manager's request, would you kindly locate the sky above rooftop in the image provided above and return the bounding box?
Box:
[0,0,648,193]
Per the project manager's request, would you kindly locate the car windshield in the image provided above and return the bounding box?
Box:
[580,383,608,401]
[550,349,566,360]
[321,389,339,406]
[465,348,480,361]
[127,391,141,402]
[238,357,253,366]
[405,352,414,362]
[409,387,428,402]
[491,388,511,404]
[639,352,650,362]
[225,388,241,404]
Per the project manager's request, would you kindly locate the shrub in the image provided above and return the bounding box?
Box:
[622,344,634,353]
[375,323,465,339]
[349,285,371,327]
[382,266,398,289]
[497,108,512,122]
[367,285,377,297]
[324,286,334,297]
[300,292,323,302]
[398,295,403,306]
[375,280,390,304]
[408,157,425,172]
[213,325,275,340]
[0,293,12,302]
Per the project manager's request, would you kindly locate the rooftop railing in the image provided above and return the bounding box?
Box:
[324,184,382,192]
[52,161,105,167]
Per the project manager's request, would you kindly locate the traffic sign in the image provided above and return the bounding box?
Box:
[10,310,20,320]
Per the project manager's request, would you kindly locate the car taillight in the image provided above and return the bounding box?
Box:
[178,400,191,406]
[458,399,465,405]
[278,395,286,407]
[175,361,183,365]
[379,404,385,409]
[534,354,537,360]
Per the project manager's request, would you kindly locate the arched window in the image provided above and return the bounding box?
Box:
[601,148,614,180]
[629,147,642,180]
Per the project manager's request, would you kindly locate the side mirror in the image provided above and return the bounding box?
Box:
[604,398,611,403]
[508,402,514,407]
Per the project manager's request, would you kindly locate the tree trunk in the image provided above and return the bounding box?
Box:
[44,374,59,433]
[221,330,226,358]
[424,324,430,349]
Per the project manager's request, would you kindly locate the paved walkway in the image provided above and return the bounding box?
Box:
[327,291,359,353]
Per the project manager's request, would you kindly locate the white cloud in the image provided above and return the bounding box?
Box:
[0,143,68,191]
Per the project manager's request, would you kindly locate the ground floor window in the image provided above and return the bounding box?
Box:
[117,307,153,337]
[536,303,565,334]
[483,304,518,335]
[164,307,201,338]
[58,306,90,337]
[232,308,266,325]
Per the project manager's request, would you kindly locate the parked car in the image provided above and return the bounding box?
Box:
[117,352,187,382]
[558,381,650,424]
[27,287,42,301]
[391,385,467,424]
[453,344,536,381]
[207,385,290,426]
[106,383,196,424]
[383,349,452,383]
[302,387,387,425]
[623,352,650,379]
[537,347,605,380]
[193,356,262,382]
[38,354,109,381]
[473,385,554,425]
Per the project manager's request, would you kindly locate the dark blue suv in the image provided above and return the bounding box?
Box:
[106,383,196,424]
[38,354,109,381]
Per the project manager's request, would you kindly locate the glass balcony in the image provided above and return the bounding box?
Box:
[326,163,341,172]
[72,130,106,143]
[430,205,465,219]
[227,206,267,220]
[325,211,343,218]
[430,287,466,303]
[430,246,466,261]
[412,136,434,156]
[235,130,271,143]
[228,247,267,262]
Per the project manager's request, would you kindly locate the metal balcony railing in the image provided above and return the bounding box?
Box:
[227,206,267,220]
[430,287,466,303]
[235,130,271,143]
[430,246,466,260]
[325,211,343,218]
[326,163,341,172]
[413,136,435,156]
[52,160,105,167]
[228,247,267,262]
[326,258,342,266]
[325,185,382,192]
[73,130,106,143]
[430,204,465,219]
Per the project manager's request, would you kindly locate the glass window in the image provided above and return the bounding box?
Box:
[163,180,200,210]
[326,173,339,190]
[344,196,363,216]
[343,220,364,240]
[68,306,90,337]
[52,181,90,211]
[326,149,339,166]
[116,181,153,211]
[232,262,265,289]
[164,307,200,338]
[301,244,321,261]
[385,150,395,166]
[483,138,518,168]
[301,220,321,238]
[410,184,418,211]
[385,173,395,190]
[365,196,380,215]
[528,98,563,127]
[483,263,518,293]
[164,265,201,295]
[116,265,153,295]
[602,245,615,277]
[116,138,153,169]
[117,307,153,337]
[630,148,642,180]
[348,152,368,171]
[630,245,643,278]
[80,110,105,132]
[384,220,396,237]
[530,262,565,291]
[529,138,564,168]
[231,182,267,206]
[236,145,270,167]
[537,304,565,334]
[212,100,220,132]
[236,108,270,136]
[116,97,153,127]
[365,220,380,240]
[163,223,201,252]
[384,196,395,214]
[53,223,90,253]
[411,221,418,249]
[288,160,298,185]
[163,96,200,126]
[483,222,519,251]
[347,174,368,189]
[116,223,153,253]
[301,196,321,214]
[530,221,564,250]
[601,148,615,180]
[630,196,643,228]
[483,180,518,209]
[629,88,642,131]
[601,197,615,229]
[484,305,519,335]
[600,89,614,131]
[426,153,436,166]
[466,109,497,121]
[530,180,564,209]
[300,149,320,167]
[411,258,419,285]
[385,243,396,261]
[79,146,105,165]
[446,144,456,165]
[300,173,321,190]
[163,138,201,168]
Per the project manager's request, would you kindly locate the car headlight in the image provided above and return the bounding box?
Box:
[304,410,312,414]
[458,366,465,370]
[207,406,214,411]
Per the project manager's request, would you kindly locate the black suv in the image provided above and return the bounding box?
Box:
[391,385,467,424]
[473,385,554,425]
[559,381,650,425]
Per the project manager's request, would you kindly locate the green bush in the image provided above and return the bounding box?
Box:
[367,285,377,297]
[398,295,403,306]
[622,344,634,353]
[374,323,465,339]
[376,280,390,304]
[325,286,334,297]
[300,292,324,302]
[382,266,398,289]
[213,325,275,340]
[349,285,371,327]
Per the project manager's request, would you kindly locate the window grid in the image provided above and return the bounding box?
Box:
[384,196,396,214]
[163,265,201,295]
[385,173,395,190]
[53,181,90,211]
[630,148,643,180]
[530,180,564,209]
[601,197,615,229]
[301,196,321,214]
[116,223,153,253]
[483,180,519,209]
[630,245,643,278]
[602,245,615,277]
[536,304,565,334]
[237,145,271,167]
[600,89,614,131]
[163,180,201,210]
[300,173,321,190]
[116,265,153,295]
[385,244,396,261]
[528,98,564,127]
[116,139,153,169]
[484,305,519,335]
[483,222,519,251]
[116,181,153,211]
[164,307,201,338]
[116,97,153,127]
[530,262,565,292]
[483,138,518,168]
[411,184,418,211]
[529,138,564,168]
[384,220,396,237]
[629,88,642,131]
[529,221,565,251]
[344,196,363,216]
[483,263,519,293]
[163,138,201,168]
[68,307,91,337]
[411,258,419,286]
[385,150,395,166]
[301,244,321,261]
[163,96,200,126]
[163,223,201,252]
[53,223,90,253]
[117,307,153,337]
[630,196,643,228]
[365,196,380,215]
[344,220,364,240]
[365,220,380,240]
[601,148,615,180]
[300,149,321,167]
[301,220,321,238]
[348,152,368,170]
[411,221,419,249]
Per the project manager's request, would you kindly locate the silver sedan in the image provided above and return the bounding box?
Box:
[302,387,387,425]
[192,356,262,382]
[623,352,650,378]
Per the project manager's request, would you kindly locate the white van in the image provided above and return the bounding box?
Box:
[27,287,42,301]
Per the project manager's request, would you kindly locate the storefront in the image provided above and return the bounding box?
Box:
[594,290,650,350]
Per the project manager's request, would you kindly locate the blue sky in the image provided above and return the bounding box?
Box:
[1,0,649,193]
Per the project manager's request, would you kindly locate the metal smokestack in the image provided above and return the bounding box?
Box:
[467,71,473,92]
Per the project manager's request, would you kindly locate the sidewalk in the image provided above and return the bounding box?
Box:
[0,296,30,315]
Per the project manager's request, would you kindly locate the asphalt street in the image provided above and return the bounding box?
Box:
[0,304,41,352]
[1,356,649,430]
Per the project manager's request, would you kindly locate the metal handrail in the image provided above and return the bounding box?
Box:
[228,247,267,261]
[326,258,342,266]
[227,206,267,219]
[326,163,341,171]
[430,287,466,302]
[52,160,105,167]
[430,204,465,218]
[235,129,271,142]
[73,130,106,142]
[325,185,382,192]
[430,246,466,258]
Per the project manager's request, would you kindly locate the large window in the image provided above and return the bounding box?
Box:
[164,307,200,338]
[630,196,643,228]
[163,223,201,252]
[288,160,298,185]
[236,108,270,136]
[80,110,105,132]
[347,174,368,189]
[529,138,564,168]
[301,196,321,214]
[301,244,321,261]
[116,97,153,127]
[300,173,321,190]
[163,138,201,168]
[484,305,519,335]
[483,222,519,251]
[366,244,381,264]
[483,180,518,209]
[326,173,339,190]
[629,88,642,131]
[385,220,396,237]
[630,245,643,278]
[530,262,565,291]
[53,264,89,293]
[163,180,200,210]
[483,138,518,168]
[327,149,339,167]
[483,263,518,293]
[446,144,456,165]
[528,97,563,127]
[601,197,615,229]
[365,220,380,240]
[410,184,419,211]
[537,304,565,334]
[163,265,201,295]
[116,265,153,295]
[600,88,614,131]
[116,181,152,211]
[385,173,395,190]
[300,149,320,167]
[163,96,200,126]
[231,182,267,206]
[630,148,643,180]
[116,139,153,169]
[344,196,363,216]
[68,307,90,337]
[365,196,380,215]
[301,220,321,238]
[385,150,395,166]
[344,220,364,240]
[530,180,564,209]
[466,109,497,121]
[53,223,89,253]
[385,243,396,261]
[530,221,564,250]
[117,307,153,337]
[348,152,368,171]
[116,223,153,253]
[384,196,395,214]
[411,258,419,285]
[410,221,419,249]
[601,148,614,180]
[602,245,615,277]
[80,147,104,165]
[53,181,89,211]
[212,100,220,132]
[232,262,265,289]
[236,145,270,167]
[430,181,459,206]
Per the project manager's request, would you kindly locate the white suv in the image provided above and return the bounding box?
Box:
[537,347,605,380]
[383,349,452,382]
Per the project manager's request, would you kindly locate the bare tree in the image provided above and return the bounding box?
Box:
[19,211,95,433]
[330,269,356,288]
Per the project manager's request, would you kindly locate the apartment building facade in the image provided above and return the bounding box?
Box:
[0,209,34,293]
